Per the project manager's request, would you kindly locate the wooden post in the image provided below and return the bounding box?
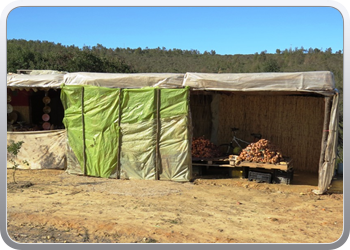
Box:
[318,97,332,173]
[116,89,123,179]
[81,87,87,176]
[155,88,161,180]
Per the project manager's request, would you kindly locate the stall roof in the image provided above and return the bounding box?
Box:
[7,71,66,89]
[7,71,336,96]
[63,72,185,88]
[183,71,336,96]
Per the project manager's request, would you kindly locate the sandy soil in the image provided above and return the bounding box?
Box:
[6,168,343,244]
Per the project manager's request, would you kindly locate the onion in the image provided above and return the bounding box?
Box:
[237,138,284,164]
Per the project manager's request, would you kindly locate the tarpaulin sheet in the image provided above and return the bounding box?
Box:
[61,71,336,96]
[7,71,66,89]
[83,86,120,178]
[8,71,336,96]
[61,86,191,181]
[64,72,185,88]
[119,88,156,180]
[159,88,191,181]
[61,85,120,178]
[119,88,191,181]
[61,86,84,175]
[314,93,340,194]
[7,130,66,169]
[183,71,336,96]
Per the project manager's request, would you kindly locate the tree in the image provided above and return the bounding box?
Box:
[325,48,332,54]
[262,58,280,72]
[7,140,28,184]
[335,50,342,54]
[314,48,321,53]
[7,39,135,73]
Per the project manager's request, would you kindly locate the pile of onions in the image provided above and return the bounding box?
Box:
[192,136,222,158]
[237,139,284,164]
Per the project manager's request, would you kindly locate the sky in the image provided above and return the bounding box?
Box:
[6,6,344,55]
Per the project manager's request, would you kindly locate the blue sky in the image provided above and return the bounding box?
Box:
[6,6,344,55]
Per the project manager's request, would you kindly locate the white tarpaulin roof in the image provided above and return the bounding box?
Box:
[7,71,336,95]
[63,72,185,88]
[183,71,336,96]
[7,72,66,89]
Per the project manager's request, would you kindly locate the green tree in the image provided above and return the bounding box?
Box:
[7,140,28,183]
[262,58,280,72]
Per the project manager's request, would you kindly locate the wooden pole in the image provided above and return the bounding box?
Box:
[155,88,161,180]
[318,97,332,173]
[117,89,123,179]
[81,87,87,176]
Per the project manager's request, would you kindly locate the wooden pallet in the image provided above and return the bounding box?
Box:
[192,157,231,168]
[192,156,293,171]
[235,158,293,171]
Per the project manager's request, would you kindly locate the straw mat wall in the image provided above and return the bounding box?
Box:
[216,94,325,173]
[190,93,212,139]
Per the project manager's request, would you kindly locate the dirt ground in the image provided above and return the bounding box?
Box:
[6,168,344,244]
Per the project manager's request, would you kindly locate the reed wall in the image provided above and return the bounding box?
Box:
[190,91,325,173]
[190,93,212,140]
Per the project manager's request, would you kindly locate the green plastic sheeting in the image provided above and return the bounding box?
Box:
[83,86,120,178]
[159,88,192,181]
[61,86,120,178]
[61,85,191,182]
[119,88,157,180]
[60,86,84,175]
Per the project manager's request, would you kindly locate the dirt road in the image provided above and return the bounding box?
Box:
[6,169,343,244]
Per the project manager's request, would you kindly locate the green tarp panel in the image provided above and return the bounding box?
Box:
[61,86,120,178]
[159,88,192,181]
[119,88,157,180]
[83,86,120,178]
[61,85,191,182]
[61,86,84,175]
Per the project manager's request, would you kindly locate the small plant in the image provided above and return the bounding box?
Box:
[146,238,157,243]
[169,219,180,224]
[7,140,28,184]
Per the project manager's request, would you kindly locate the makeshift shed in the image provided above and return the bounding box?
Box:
[6,71,339,194]
[6,70,67,170]
[183,72,339,195]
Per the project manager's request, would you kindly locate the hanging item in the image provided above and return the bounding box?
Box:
[42,113,50,122]
[43,106,51,114]
[43,96,51,104]
[42,91,51,129]
[7,104,13,113]
[7,93,16,126]
[8,111,18,124]
[42,122,51,130]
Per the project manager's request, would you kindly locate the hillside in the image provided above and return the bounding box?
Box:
[7,39,343,160]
